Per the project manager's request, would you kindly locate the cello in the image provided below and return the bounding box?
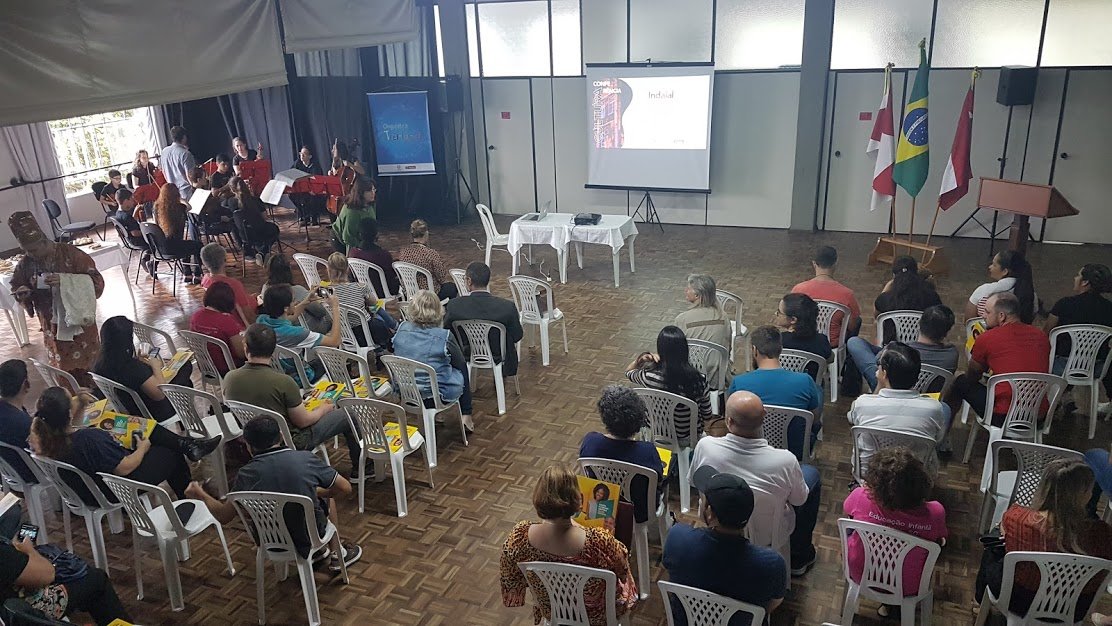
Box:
[325,137,360,217]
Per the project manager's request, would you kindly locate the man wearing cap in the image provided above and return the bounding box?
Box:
[689,390,821,577]
[663,466,786,623]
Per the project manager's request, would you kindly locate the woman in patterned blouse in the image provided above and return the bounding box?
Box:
[395,219,458,300]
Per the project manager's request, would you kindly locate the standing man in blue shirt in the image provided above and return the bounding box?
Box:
[161,125,198,201]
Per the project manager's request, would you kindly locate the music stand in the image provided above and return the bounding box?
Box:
[237,159,272,198]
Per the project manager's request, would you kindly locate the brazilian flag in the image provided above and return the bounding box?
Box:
[893,46,930,197]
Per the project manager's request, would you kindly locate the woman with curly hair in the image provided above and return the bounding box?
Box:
[843,447,947,616]
[154,182,202,283]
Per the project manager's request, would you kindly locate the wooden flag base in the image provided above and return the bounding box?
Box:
[867,236,950,276]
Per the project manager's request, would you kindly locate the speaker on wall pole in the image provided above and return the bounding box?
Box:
[997,66,1038,106]
[439,75,464,113]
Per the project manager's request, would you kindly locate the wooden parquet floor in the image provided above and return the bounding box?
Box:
[4,208,1111,625]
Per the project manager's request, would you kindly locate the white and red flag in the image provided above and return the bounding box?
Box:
[939,74,976,210]
[866,66,896,212]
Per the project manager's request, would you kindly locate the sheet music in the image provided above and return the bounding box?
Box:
[274,168,310,186]
[260,180,287,205]
[188,189,211,215]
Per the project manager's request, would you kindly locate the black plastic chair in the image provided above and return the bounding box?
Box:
[42,198,97,243]
[140,222,195,297]
[90,181,114,240]
[109,216,148,285]
[188,212,239,260]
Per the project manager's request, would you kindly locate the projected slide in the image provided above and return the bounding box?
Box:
[367,91,436,176]
[585,64,715,192]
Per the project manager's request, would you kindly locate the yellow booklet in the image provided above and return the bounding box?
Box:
[573,475,621,530]
[83,398,110,422]
[382,422,421,453]
[161,350,193,380]
[657,446,673,476]
[83,409,156,450]
[303,376,390,410]
[965,319,986,354]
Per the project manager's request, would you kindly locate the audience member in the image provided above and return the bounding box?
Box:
[690,391,820,576]
[847,342,947,473]
[189,282,247,376]
[1083,447,1111,518]
[210,153,234,191]
[874,256,942,339]
[186,414,362,573]
[262,254,330,333]
[329,139,365,176]
[792,246,861,345]
[187,165,210,192]
[347,218,400,298]
[393,290,474,431]
[224,176,280,266]
[98,169,126,208]
[256,285,343,380]
[231,136,264,173]
[665,467,786,624]
[578,385,665,524]
[331,175,376,253]
[127,149,157,188]
[975,459,1111,621]
[500,465,638,624]
[625,326,712,445]
[0,359,35,482]
[291,145,324,225]
[396,219,458,300]
[113,187,153,276]
[444,262,524,379]
[848,304,958,392]
[844,447,946,617]
[93,316,193,422]
[775,292,833,362]
[154,183,203,284]
[966,250,1038,323]
[161,126,197,200]
[728,325,823,459]
[324,252,396,349]
[1045,263,1112,413]
[674,274,732,385]
[946,293,1051,426]
[200,242,256,325]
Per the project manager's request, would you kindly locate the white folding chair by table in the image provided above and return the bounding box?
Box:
[658,580,766,626]
[293,252,328,289]
[875,310,923,345]
[577,457,667,600]
[132,321,178,356]
[339,398,431,517]
[476,203,511,266]
[348,258,400,303]
[30,455,124,573]
[0,442,57,544]
[178,330,235,398]
[838,518,941,626]
[160,384,242,496]
[687,339,730,416]
[962,373,1066,482]
[449,268,470,296]
[762,404,815,463]
[851,426,938,485]
[508,274,568,367]
[1048,323,1112,439]
[452,319,519,416]
[228,491,349,626]
[28,357,81,395]
[715,289,748,366]
[98,474,235,612]
[974,551,1112,626]
[393,261,441,303]
[633,387,698,513]
[979,440,1083,533]
[517,561,629,626]
[89,372,157,422]
[747,485,792,591]
[380,355,468,469]
[816,299,851,402]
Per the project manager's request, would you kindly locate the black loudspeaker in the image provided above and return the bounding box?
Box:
[996,66,1038,106]
[439,76,464,112]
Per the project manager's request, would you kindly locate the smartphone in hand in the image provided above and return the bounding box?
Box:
[17,524,38,543]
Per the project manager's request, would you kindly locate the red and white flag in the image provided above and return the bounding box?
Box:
[866,68,896,212]
[939,78,975,210]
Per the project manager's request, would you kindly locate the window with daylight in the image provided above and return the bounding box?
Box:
[47,107,159,196]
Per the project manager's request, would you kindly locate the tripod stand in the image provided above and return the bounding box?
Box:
[631,190,664,232]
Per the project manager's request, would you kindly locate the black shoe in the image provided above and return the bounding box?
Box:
[790,554,817,577]
[183,435,222,462]
[329,542,362,572]
[349,463,375,480]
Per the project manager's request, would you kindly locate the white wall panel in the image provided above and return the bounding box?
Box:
[470,78,491,207]
[531,79,557,213]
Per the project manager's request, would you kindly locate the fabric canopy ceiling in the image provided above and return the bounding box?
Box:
[280,0,418,53]
[0,0,288,126]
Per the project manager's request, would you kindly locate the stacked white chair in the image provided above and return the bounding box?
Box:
[508,274,568,367]
[658,580,766,626]
[979,440,1084,533]
[476,203,510,266]
[452,319,519,415]
[974,551,1112,626]
[517,561,628,626]
[875,310,923,345]
[1048,323,1112,439]
[380,355,468,468]
[0,442,57,544]
[633,387,698,513]
[30,455,124,572]
[293,252,329,289]
[838,518,941,626]
[815,299,851,402]
[339,398,431,517]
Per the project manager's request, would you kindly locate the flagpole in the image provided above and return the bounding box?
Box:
[908,196,917,247]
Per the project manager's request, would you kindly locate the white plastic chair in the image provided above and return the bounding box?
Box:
[778,348,829,388]
[393,261,440,302]
[89,371,157,422]
[979,440,1084,533]
[449,268,471,296]
[132,321,178,356]
[334,303,377,357]
[974,551,1112,626]
[816,299,851,402]
[508,274,568,367]
[517,561,629,626]
[913,364,955,395]
[838,518,941,626]
[875,310,923,345]
[348,258,399,303]
[293,252,329,289]
[633,387,698,513]
[380,355,468,469]
[0,442,57,544]
[227,491,349,626]
[452,319,519,416]
[746,485,792,591]
[851,425,938,484]
[962,372,1066,465]
[687,339,730,415]
[30,454,124,572]
[28,357,81,395]
[178,330,235,397]
[160,384,242,496]
[1049,324,1112,439]
[577,457,666,601]
[98,473,235,611]
[715,289,748,364]
[658,580,766,626]
[272,344,313,390]
[762,404,815,463]
[223,400,330,467]
[339,398,431,517]
[476,203,510,266]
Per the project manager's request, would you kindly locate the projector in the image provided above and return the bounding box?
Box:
[574,213,601,225]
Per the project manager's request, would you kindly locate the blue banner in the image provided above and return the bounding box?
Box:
[367,91,436,176]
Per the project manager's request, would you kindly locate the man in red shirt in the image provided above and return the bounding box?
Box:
[946,292,1050,426]
[791,246,861,346]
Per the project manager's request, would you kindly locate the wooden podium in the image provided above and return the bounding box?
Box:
[976,177,1078,255]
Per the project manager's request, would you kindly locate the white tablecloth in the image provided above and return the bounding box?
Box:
[508,213,638,286]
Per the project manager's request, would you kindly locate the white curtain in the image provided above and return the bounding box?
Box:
[2,123,68,227]
[280,0,418,52]
[378,6,434,77]
[292,49,364,77]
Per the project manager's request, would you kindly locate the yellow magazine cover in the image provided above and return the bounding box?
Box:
[965,319,986,354]
[382,422,421,453]
[83,398,110,422]
[303,380,348,411]
[573,475,620,530]
[161,350,194,380]
[657,446,673,477]
[83,411,156,450]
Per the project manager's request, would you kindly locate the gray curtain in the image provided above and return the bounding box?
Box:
[2,122,68,227]
[292,49,363,77]
[219,87,297,171]
[378,5,433,77]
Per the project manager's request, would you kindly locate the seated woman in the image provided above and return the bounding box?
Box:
[775,292,832,362]
[396,219,458,301]
[200,242,256,325]
[154,183,203,284]
[92,316,193,423]
[224,176,280,266]
[579,385,665,524]
[128,149,156,188]
[231,136,264,174]
[500,465,638,625]
[976,459,1112,622]
[329,139,365,176]
[1045,263,1112,388]
[966,250,1038,323]
[848,304,959,392]
[392,290,473,431]
[874,256,942,338]
[291,145,324,225]
[324,252,397,349]
[189,282,247,376]
[262,254,329,333]
[347,218,400,299]
[844,447,947,617]
[674,273,732,384]
[28,386,219,501]
[331,175,376,253]
[625,325,712,445]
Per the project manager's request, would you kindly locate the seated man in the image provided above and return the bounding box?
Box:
[945,292,1051,427]
[689,391,820,577]
[210,153,234,192]
[0,359,35,482]
[727,325,823,459]
[186,415,362,572]
[113,188,153,275]
[847,342,948,475]
[664,467,785,625]
[255,284,343,380]
[222,324,367,478]
[791,245,861,344]
[98,169,126,209]
[443,262,524,377]
[847,304,959,392]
